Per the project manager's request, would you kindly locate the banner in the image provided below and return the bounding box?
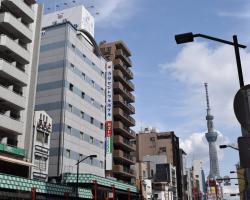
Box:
[105,61,113,170]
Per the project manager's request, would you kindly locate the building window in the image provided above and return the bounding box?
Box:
[90,136,94,144]
[36,131,44,143]
[82,72,86,80]
[81,111,84,119]
[101,88,104,94]
[151,170,154,177]
[159,147,166,153]
[143,170,146,178]
[81,92,85,99]
[90,157,94,165]
[100,105,104,111]
[80,131,84,140]
[91,80,95,87]
[70,63,75,70]
[66,149,71,158]
[71,44,76,50]
[100,161,103,168]
[69,83,74,91]
[90,117,94,124]
[82,53,86,58]
[79,154,83,160]
[101,71,104,77]
[150,137,155,141]
[68,104,73,112]
[67,126,72,134]
[91,98,94,105]
[100,123,104,130]
[100,141,103,148]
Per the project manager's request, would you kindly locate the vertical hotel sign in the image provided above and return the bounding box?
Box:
[106,61,113,170]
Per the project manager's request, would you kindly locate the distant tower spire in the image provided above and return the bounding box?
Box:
[204,83,220,179]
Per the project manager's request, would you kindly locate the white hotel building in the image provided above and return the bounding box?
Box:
[35,6,106,178]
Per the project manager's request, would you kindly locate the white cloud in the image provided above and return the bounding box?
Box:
[180,131,229,161]
[161,42,250,135]
[93,0,139,28]
[218,11,250,19]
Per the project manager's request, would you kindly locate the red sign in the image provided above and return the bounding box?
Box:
[105,121,113,137]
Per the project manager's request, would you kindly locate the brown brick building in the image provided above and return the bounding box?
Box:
[99,41,135,183]
[136,128,186,200]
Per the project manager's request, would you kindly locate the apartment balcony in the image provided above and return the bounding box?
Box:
[0,143,25,157]
[114,58,133,79]
[113,94,135,114]
[0,12,32,43]
[113,165,135,178]
[0,0,35,23]
[113,107,135,127]
[113,150,135,165]
[0,59,28,86]
[114,70,134,91]
[0,84,25,110]
[115,49,132,67]
[113,82,135,103]
[0,35,30,64]
[113,135,136,152]
[113,121,135,139]
[0,113,23,135]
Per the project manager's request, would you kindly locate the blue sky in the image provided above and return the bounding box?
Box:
[38,0,250,197]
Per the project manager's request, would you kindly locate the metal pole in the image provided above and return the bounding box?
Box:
[233,35,244,88]
[76,160,79,199]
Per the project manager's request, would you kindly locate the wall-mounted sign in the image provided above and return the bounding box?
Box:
[105,61,113,170]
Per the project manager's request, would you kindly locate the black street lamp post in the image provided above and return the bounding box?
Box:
[219,144,239,151]
[75,155,97,198]
[174,32,247,88]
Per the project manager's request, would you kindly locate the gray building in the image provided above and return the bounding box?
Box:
[0,0,43,177]
[35,20,106,178]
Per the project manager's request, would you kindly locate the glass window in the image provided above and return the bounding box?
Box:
[81,92,85,99]
[69,83,73,91]
[90,136,94,144]
[82,73,86,80]
[66,149,71,158]
[80,131,84,140]
[81,111,84,119]
[90,117,94,124]
[100,161,103,168]
[67,126,72,134]
[68,104,73,112]
[100,123,104,130]
[34,155,47,171]
[101,71,104,77]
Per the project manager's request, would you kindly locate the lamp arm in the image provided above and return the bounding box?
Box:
[194,34,247,48]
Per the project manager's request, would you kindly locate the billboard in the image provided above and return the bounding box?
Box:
[105,62,113,170]
[42,5,95,37]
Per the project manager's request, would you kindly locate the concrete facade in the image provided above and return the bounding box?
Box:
[36,21,106,177]
[100,41,136,183]
[0,0,43,163]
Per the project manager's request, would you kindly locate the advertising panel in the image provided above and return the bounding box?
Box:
[105,61,113,170]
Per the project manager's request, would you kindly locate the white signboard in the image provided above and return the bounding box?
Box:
[42,5,95,37]
[105,61,113,170]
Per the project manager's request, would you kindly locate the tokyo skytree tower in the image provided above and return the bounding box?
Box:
[204,83,220,179]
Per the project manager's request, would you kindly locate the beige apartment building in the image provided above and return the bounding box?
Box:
[100,41,136,183]
[136,128,186,200]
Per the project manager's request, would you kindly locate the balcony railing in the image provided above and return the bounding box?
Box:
[0,143,26,157]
